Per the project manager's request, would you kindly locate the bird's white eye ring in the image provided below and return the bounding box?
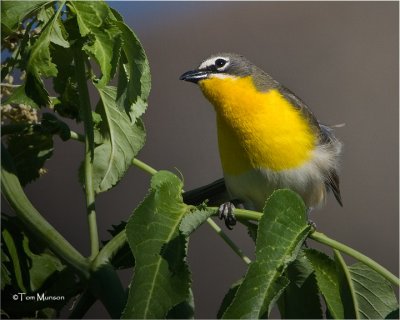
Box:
[215,58,227,69]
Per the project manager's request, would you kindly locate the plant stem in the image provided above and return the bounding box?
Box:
[310,231,399,287]
[132,158,158,175]
[74,48,99,260]
[206,218,251,265]
[1,145,89,279]
[215,207,263,222]
[333,249,360,319]
[92,229,127,269]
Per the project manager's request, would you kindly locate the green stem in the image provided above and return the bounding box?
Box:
[1,144,89,279]
[74,48,99,260]
[215,207,262,222]
[132,158,158,175]
[206,218,251,265]
[333,249,360,319]
[310,231,399,287]
[92,230,127,270]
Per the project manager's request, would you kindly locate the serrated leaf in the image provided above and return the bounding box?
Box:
[92,86,145,193]
[222,189,311,319]
[1,1,47,35]
[179,208,215,236]
[51,44,80,120]
[115,21,151,119]
[217,279,243,318]
[122,171,191,319]
[349,262,398,319]
[1,249,11,289]
[37,5,69,48]
[166,288,195,319]
[27,3,67,78]
[1,215,64,292]
[69,1,121,87]
[278,250,323,319]
[6,131,53,186]
[25,2,67,107]
[305,248,344,319]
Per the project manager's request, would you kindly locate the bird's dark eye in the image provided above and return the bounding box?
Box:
[215,58,227,68]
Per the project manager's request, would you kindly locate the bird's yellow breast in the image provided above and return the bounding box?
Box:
[199,76,316,175]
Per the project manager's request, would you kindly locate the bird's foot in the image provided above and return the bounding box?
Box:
[218,202,237,230]
[306,208,317,231]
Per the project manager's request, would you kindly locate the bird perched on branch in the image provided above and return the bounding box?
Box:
[180,53,342,228]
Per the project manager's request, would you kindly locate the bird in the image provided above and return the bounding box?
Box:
[180,53,342,228]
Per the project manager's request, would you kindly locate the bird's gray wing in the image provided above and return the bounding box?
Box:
[278,85,343,206]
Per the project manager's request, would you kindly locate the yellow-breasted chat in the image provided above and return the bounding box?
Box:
[180,53,342,228]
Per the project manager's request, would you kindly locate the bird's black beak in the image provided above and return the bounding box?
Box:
[179,69,209,83]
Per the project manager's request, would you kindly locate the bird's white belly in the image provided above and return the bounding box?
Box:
[224,148,332,211]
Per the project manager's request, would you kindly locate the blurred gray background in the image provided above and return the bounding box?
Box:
[7,1,399,318]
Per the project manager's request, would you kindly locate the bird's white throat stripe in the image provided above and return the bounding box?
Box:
[209,73,236,79]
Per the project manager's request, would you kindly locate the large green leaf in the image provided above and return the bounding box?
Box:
[179,207,215,236]
[1,215,64,293]
[27,3,67,78]
[349,262,398,319]
[115,21,151,119]
[278,249,323,319]
[122,171,191,319]
[1,1,47,35]
[222,190,311,319]
[6,131,54,186]
[25,2,68,107]
[92,86,145,193]
[305,249,344,319]
[69,1,121,87]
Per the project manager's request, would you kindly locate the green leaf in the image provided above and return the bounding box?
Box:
[69,1,121,87]
[25,2,67,107]
[278,249,323,319]
[6,131,53,186]
[1,249,11,290]
[51,44,80,120]
[305,249,344,319]
[92,86,145,193]
[37,4,69,48]
[122,171,191,319]
[179,207,215,236]
[27,3,67,78]
[217,279,243,318]
[115,21,151,119]
[1,1,47,35]
[1,215,64,292]
[222,189,311,319]
[349,262,398,319]
[166,288,195,319]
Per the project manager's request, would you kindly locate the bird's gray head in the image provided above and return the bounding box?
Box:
[179,53,276,91]
[179,53,253,83]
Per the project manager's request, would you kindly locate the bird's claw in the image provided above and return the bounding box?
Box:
[218,202,237,230]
